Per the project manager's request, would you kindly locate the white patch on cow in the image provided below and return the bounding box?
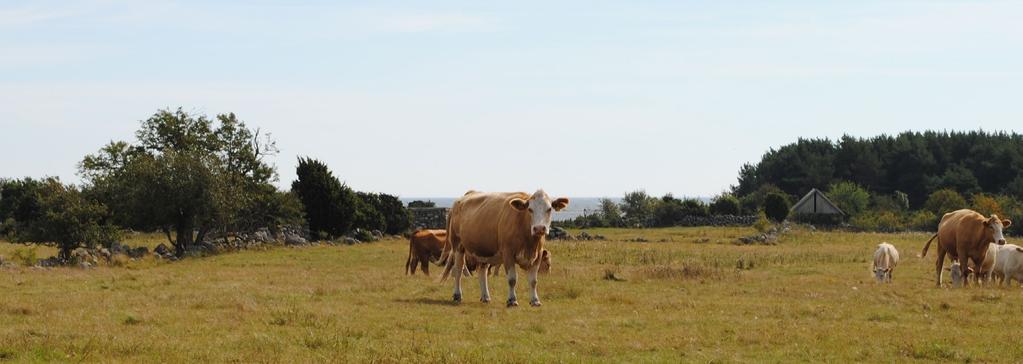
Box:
[526,189,554,237]
[992,221,1007,245]
[479,263,491,303]
[528,262,541,306]
[950,260,964,288]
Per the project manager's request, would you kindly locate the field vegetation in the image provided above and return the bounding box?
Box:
[3,227,1023,362]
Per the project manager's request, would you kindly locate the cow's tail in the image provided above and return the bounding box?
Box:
[919,234,938,258]
[405,232,416,275]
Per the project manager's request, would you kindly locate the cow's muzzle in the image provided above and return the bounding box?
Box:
[998,239,1007,245]
[532,226,548,237]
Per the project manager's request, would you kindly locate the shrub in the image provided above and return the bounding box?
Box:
[291,157,358,239]
[11,246,38,267]
[851,211,905,232]
[828,181,870,216]
[908,210,938,231]
[9,179,120,260]
[680,198,709,217]
[924,189,967,216]
[752,211,772,233]
[709,194,741,216]
[763,192,791,222]
[407,200,436,208]
[971,194,1002,216]
[598,198,624,227]
[621,190,656,227]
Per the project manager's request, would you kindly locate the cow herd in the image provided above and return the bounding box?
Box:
[405,196,1023,309]
[879,209,1023,287]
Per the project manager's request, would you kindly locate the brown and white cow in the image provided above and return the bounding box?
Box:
[441,190,568,307]
[406,229,447,275]
[921,209,1011,287]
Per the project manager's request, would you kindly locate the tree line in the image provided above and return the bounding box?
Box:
[734,131,1023,233]
[0,108,410,261]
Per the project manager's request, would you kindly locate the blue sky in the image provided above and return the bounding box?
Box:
[2,1,1022,197]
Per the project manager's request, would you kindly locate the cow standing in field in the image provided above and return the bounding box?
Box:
[993,244,1023,286]
[921,209,1011,287]
[872,242,899,283]
[441,190,568,307]
[406,229,447,275]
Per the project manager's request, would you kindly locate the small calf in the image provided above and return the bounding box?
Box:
[872,242,900,283]
[994,243,1023,287]
[948,260,969,288]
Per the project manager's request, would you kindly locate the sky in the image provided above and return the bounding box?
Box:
[2,0,1022,198]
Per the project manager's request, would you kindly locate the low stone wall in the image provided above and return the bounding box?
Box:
[410,208,449,230]
[671,215,758,227]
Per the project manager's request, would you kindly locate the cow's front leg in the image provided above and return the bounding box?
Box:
[528,262,542,307]
[479,263,491,303]
[452,250,464,303]
[506,262,518,307]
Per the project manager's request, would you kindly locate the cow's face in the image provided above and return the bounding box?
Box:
[873,267,889,283]
[986,215,1012,245]
[510,190,569,237]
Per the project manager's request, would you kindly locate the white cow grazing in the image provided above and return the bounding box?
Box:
[949,260,966,288]
[872,243,900,283]
[993,244,1023,286]
[977,242,999,284]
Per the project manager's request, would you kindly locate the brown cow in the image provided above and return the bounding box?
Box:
[441,190,568,307]
[405,229,447,275]
[921,209,1011,287]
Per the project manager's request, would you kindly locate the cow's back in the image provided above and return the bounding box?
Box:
[449,191,530,258]
[937,209,987,251]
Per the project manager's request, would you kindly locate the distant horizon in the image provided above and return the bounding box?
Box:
[4,1,1022,196]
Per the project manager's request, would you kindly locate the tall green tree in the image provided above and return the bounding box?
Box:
[80,108,292,256]
[291,157,358,238]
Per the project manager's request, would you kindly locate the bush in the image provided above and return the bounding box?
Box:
[408,200,436,208]
[680,198,709,217]
[763,192,791,222]
[851,211,906,232]
[971,194,1002,216]
[291,157,358,239]
[621,190,656,227]
[709,194,741,216]
[908,210,938,231]
[598,198,624,227]
[828,181,870,216]
[752,211,772,233]
[11,246,38,267]
[8,179,120,260]
[924,189,967,216]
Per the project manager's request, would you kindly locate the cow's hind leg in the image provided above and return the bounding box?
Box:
[452,250,465,303]
[479,263,491,303]
[528,262,542,307]
[935,249,946,287]
[420,254,430,276]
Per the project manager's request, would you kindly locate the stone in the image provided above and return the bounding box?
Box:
[343,237,360,245]
[285,233,308,245]
[97,248,111,260]
[37,257,60,267]
[371,230,384,238]
[128,246,149,259]
[154,243,172,257]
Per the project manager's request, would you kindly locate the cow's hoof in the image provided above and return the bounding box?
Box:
[453,293,462,303]
[481,297,491,303]
[507,299,519,307]
[530,299,542,307]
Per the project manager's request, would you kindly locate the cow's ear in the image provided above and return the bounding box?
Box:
[552,197,569,211]
[1003,219,1013,228]
[510,198,529,211]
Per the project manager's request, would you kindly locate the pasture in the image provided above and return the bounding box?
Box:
[2,227,1023,363]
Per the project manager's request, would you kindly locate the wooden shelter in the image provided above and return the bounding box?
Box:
[790,188,845,216]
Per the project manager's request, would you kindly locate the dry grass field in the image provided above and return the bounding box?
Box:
[2,226,1023,363]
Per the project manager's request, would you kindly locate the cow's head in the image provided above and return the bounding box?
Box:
[873,267,890,283]
[510,189,569,237]
[986,214,1012,245]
